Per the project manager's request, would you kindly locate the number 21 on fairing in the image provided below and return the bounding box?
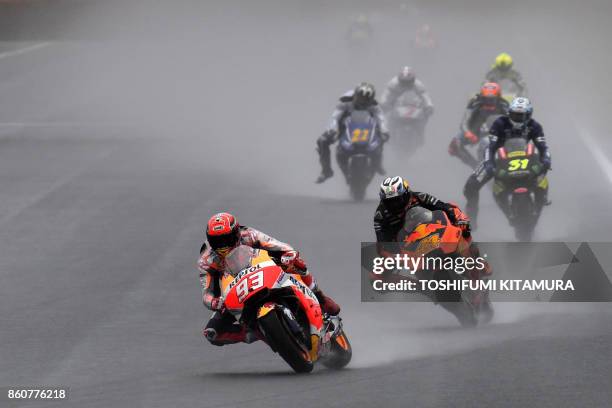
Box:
[235,271,264,303]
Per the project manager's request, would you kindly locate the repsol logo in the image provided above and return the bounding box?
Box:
[289,276,315,299]
[228,265,261,290]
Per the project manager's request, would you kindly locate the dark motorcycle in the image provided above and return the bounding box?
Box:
[338,110,383,201]
[493,138,549,241]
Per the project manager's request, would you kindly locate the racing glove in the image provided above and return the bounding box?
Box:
[381,132,391,143]
[209,297,224,311]
[280,250,307,273]
[541,157,551,171]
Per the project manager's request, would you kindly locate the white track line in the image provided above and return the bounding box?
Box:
[577,125,612,185]
[0,42,51,60]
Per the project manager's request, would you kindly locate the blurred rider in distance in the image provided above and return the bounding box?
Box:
[316,82,390,183]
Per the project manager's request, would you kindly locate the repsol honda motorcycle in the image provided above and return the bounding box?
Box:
[220,245,352,373]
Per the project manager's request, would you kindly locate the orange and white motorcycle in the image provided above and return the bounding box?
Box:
[220,245,352,373]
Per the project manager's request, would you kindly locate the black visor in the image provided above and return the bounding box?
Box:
[207,228,240,251]
[509,110,529,123]
[354,94,371,109]
[383,195,408,212]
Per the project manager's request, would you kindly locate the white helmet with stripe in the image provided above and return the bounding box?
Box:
[379,176,410,200]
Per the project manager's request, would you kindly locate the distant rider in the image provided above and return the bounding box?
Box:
[448,82,509,169]
[485,53,528,96]
[463,97,551,226]
[199,212,340,346]
[380,66,434,143]
[316,82,390,183]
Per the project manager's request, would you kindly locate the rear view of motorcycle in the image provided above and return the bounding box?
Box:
[384,207,494,327]
[492,138,549,241]
[338,110,384,201]
[387,94,430,155]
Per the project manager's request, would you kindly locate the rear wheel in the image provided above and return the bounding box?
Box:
[258,311,313,373]
[350,181,367,201]
[321,330,352,370]
[440,301,478,328]
[348,155,371,202]
[511,192,536,242]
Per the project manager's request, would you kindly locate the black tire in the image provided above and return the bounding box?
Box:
[258,311,313,374]
[512,193,535,242]
[348,155,370,202]
[321,330,352,370]
[478,297,495,325]
[514,223,534,242]
[440,301,478,328]
[350,181,367,201]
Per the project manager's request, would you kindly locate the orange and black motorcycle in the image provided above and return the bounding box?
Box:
[382,206,493,327]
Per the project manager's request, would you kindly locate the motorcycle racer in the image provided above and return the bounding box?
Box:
[448,82,509,168]
[485,53,528,96]
[380,66,434,116]
[199,212,340,346]
[316,82,390,183]
[463,97,551,226]
[374,176,469,243]
[380,66,434,146]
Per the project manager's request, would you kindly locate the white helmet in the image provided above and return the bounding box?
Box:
[379,176,411,211]
[398,66,416,86]
[508,97,533,129]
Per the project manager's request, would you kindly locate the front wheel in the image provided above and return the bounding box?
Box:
[321,329,352,370]
[258,310,313,373]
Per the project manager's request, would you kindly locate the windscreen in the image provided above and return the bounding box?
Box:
[224,245,257,277]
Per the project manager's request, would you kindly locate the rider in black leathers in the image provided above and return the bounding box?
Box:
[463,97,551,227]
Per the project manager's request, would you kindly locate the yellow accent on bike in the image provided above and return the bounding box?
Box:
[507,150,526,158]
[351,128,370,142]
[335,333,349,350]
[493,181,505,195]
[309,334,320,362]
[508,158,529,171]
[538,176,549,189]
[251,249,272,266]
[257,304,275,319]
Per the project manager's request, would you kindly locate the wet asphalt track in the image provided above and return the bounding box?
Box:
[1,2,612,407]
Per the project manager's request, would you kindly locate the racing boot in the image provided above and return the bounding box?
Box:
[465,201,478,230]
[203,326,263,346]
[316,166,333,184]
[313,287,341,316]
[316,133,334,183]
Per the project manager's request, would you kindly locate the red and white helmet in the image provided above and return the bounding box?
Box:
[206,212,240,255]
